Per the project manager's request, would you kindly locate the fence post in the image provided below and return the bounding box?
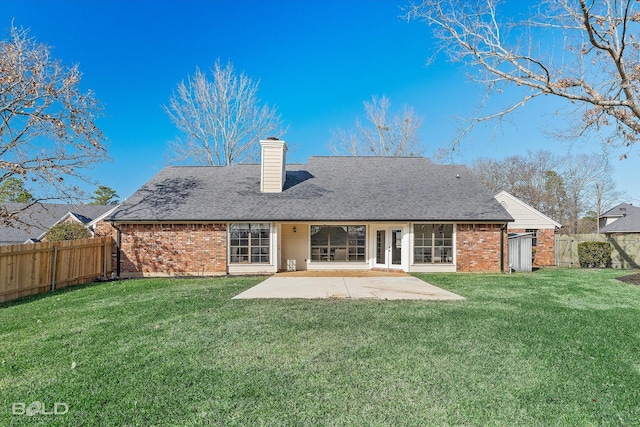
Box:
[50,245,58,292]
[569,239,573,268]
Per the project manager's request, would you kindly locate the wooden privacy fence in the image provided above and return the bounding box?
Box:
[0,237,113,303]
[555,234,640,269]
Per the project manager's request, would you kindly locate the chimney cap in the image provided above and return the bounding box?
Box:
[266,136,279,141]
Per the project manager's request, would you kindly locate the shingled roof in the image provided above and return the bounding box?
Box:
[0,203,115,244]
[108,156,513,223]
[600,203,640,233]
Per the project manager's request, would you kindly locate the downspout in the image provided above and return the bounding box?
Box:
[500,222,507,273]
[225,223,230,276]
[110,222,122,278]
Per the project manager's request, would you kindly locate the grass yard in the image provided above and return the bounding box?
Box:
[1,269,640,426]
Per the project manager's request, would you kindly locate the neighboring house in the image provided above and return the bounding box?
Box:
[599,203,640,235]
[0,203,117,245]
[494,190,562,267]
[107,139,514,277]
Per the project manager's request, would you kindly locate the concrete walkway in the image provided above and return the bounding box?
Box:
[233,275,465,300]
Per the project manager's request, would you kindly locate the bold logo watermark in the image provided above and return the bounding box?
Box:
[12,401,69,416]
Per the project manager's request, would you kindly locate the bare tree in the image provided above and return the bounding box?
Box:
[543,170,568,225]
[330,95,424,156]
[405,0,640,158]
[0,25,107,225]
[472,150,561,211]
[472,150,624,232]
[164,59,286,166]
[562,154,603,233]
[563,154,624,232]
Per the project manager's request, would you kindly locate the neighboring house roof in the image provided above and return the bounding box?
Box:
[109,156,513,223]
[600,203,640,233]
[495,191,562,229]
[600,203,639,220]
[87,205,120,230]
[0,203,115,244]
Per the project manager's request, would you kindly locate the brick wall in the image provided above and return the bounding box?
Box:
[93,220,118,272]
[456,223,505,272]
[93,219,117,239]
[114,222,513,275]
[117,223,227,277]
[510,228,556,267]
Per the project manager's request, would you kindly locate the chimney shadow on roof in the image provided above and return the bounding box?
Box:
[283,170,314,190]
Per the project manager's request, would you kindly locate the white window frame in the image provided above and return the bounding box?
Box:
[229,223,271,264]
[410,223,457,273]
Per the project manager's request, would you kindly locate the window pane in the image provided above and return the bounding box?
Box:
[331,227,347,246]
[311,226,329,261]
[310,225,365,262]
[310,226,328,246]
[349,226,365,245]
[434,224,453,263]
[526,229,538,246]
[346,226,365,261]
[413,224,429,264]
[414,224,452,264]
[231,223,249,234]
[230,223,270,264]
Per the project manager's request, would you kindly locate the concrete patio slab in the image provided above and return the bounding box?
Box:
[232,275,465,300]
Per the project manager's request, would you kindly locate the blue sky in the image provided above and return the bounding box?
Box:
[3,0,638,204]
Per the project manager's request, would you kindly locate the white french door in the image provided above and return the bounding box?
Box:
[373,226,404,269]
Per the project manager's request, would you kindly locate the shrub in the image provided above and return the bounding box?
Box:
[578,241,612,268]
[46,222,92,241]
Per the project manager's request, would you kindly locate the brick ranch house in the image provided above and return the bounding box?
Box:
[107,139,515,277]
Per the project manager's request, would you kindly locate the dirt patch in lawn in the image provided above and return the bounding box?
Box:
[617,273,640,285]
[275,270,408,277]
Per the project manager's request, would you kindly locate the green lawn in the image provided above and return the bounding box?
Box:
[1,269,639,426]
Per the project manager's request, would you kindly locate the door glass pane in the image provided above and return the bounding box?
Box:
[391,229,402,265]
[376,230,385,264]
